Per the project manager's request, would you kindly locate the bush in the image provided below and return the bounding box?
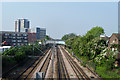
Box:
[14,51,26,63]
[81,62,86,67]
[2,55,16,67]
[96,66,120,78]
[2,47,18,56]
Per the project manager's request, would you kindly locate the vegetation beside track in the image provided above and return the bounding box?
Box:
[62,26,120,78]
[2,42,50,75]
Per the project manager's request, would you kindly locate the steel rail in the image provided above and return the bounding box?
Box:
[60,46,90,80]
[57,46,70,80]
[16,49,50,80]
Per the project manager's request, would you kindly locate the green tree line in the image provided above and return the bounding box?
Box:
[2,43,47,68]
[62,26,120,78]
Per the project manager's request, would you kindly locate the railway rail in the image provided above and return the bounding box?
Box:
[2,45,102,80]
[39,48,52,79]
[60,45,102,80]
[73,55,101,79]
[57,46,69,80]
[16,48,51,80]
[59,46,90,80]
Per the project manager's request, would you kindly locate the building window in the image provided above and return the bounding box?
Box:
[12,40,16,42]
[17,34,21,36]
[17,37,21,39]
[17,40,22,42]
[23,34,27,36]
[112,40,115,43]
[12,34,16,36]
[13,43,16,45]
[9,36,12,38]
[12,37,16,39]
[17,43,20,45]
[4,36,8,38]
[24,40,28,42]
[24,37,27,39]
[5,33,9,36]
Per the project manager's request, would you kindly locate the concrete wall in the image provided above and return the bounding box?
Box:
[45,40,65,45]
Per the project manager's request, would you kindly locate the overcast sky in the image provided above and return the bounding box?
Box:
[2,2,118,39]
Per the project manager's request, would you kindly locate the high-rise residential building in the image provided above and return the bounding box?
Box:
[15,19,30,32]
[31,27,46,40]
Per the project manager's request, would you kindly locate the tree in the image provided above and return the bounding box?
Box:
[62,26,105,57]
[45,35,51,40]
[86,26,104,39]
[14,51,26,63]
[87,37,107,59]
[62,33,76,41]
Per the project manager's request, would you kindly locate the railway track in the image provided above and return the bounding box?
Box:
[57,46,69,80]
[73,55,101,79]
[16,48,51,80]
[39,48,52,79]
[3,45,101,80]
[59,46,90,80]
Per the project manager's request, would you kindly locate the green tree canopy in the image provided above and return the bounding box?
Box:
[45,35,51,40]
[62,33,76,41]
[86,26,104,39]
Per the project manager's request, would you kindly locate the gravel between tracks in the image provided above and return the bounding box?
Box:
[59,46,77,79]
[62,46,100,79]
[45,47,58,79]
[45,49,53,78]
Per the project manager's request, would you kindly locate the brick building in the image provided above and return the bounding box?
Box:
[28,33,36,43]
[108,33,120,59]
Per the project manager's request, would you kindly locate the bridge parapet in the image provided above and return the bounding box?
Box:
[45,40,65,45]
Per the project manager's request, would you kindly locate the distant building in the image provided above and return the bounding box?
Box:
[108,33,120,49]
[0,31,28,46]
[28,33,36,43]
[108,33,120,59]
[28,28,31,33]
[39,28,46,40]
[31,27,46,40]
[100,35,109,43]
[15,19,30,32]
